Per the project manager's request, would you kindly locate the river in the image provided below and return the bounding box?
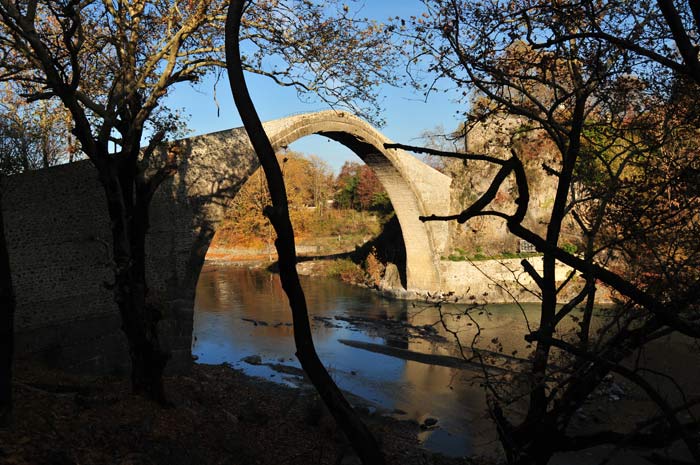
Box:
[191,265,699,463]
[192,265,544,458]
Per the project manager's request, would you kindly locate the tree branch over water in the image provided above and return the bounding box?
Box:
[392,2,700,462]
[225,2,384,463]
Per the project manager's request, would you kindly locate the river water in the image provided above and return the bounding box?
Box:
[192,265,700,462]
[192,265,546,457]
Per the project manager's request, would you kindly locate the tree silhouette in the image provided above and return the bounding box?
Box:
[225,1,384,463]
[0,0,395,401]
[392,2,700,463]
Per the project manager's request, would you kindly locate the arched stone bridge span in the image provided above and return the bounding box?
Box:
[3,110,451,373]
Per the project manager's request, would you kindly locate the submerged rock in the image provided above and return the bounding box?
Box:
[421,417,439,429]
[242,355,262,365]
[380,263,402,291]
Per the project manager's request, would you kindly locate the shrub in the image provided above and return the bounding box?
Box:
[328,259,366,285]
[364,248,385,287]
[562,243,578,254]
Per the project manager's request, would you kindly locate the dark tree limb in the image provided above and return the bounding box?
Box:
[138,144,180,205]
[225,2,384,464]
[644,454,697,465]
[420,163,699,338]
[387,143,530,224]
[555,421,700,452]
[555,269,578,295]
[392,123,698,341]
[530,31,687,77]
[421,210,512,223]
[384,141,505,165]
[0,188,14,427]
[507,222,700,339]
[690,0,700,35]
[525,333,700,462]
[521,259,544,290]
[553,279,595,327]
[656,0,700,81]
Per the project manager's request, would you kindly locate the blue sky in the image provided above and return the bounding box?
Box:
[165,1,465,172]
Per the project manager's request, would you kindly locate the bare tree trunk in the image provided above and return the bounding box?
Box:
[225,3,384,463]
[129,187,169,401]
[0,188,15,426]
[98,157,169,403]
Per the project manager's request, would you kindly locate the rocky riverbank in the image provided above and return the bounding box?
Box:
[205,255,607,305]
[1,363,478,465]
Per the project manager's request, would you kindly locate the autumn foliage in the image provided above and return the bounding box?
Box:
[214,153,391,250]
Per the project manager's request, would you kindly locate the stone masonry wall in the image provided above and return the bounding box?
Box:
[440,258,576,303]
[2,125,259,373]
[3,161,125,371]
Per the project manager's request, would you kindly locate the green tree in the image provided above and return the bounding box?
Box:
[334,161,390,213]
[334,161,361,209]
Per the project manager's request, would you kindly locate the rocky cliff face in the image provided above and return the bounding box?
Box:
[445,115,579,257]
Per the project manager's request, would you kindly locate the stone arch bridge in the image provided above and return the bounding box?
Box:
[3,110,453,372]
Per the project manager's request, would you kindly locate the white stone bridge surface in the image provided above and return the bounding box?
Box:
[2,110,452,373]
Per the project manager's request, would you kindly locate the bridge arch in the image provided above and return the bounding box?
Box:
[3,110,451,373]
[174,110,451,297]
[261,110,449,292]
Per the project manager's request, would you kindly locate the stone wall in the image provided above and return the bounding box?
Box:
[3,161,124,371]
[3,124,260,373]
[440,258,576,303]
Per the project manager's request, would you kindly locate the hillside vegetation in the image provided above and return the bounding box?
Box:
[209,152,393,257]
